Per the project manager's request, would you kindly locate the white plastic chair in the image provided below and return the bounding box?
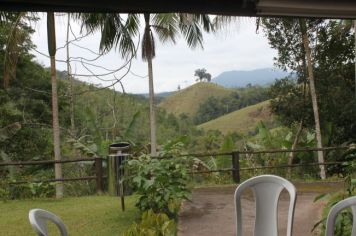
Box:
[325,196,356,236]
[29,209,68,236]
[234,175,297,236]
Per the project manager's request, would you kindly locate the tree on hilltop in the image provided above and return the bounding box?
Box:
[195,68,211,82]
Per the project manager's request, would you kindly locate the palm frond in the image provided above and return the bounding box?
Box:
[78,13,139,59]
[115,14,140,59]
[76,13,102,33]
[100,14,120,52]
[151,13,178,43]
[213,15,238,31]
[151,25,177,44]
[196,14,214,32]
[178,14,213,49]
[178,18,203,49]
[125,14,140,36]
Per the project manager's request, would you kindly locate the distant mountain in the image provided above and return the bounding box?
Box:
[212,68,289,88]
[138,91,176,98]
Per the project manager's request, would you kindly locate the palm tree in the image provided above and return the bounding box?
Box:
[2,12,64,197]
[66,13,75,136]
[142,13,213,155]
[299,19,326,179]
[47,12,63,197]
[79,13,212,155]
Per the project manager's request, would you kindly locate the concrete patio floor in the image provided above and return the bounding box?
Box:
[178,182,343,236]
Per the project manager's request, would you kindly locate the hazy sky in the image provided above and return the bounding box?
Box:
[31,14,277,93]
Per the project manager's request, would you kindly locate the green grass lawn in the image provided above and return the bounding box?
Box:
[0,195,138,236]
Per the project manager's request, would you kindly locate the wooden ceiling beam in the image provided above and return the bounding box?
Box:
[257,0,356,18]
[0,0,255,15]
[1,0,356,18]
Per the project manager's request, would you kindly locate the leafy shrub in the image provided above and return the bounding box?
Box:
[127,155,190,218]
[122,210,176,236]
[314,193,355,236]
[28,182,55,198]
[126,138,191,218]
[10,181,55,199]
[313,176,356,235]
[1,169,56,199]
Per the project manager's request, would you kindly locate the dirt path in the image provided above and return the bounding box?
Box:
[178,182,343,236]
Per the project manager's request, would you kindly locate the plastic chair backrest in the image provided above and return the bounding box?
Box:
[325,196,356,236]
[29,209,68,236]
[234,175,297,236]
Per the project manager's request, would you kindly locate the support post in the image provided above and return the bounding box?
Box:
[232,152,240,183]
[95,157,103,193]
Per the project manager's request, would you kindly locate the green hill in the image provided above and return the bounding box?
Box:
[198,100,273,135]
[159,82,232,116]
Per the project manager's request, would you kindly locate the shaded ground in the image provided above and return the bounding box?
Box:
[178,182,343,236]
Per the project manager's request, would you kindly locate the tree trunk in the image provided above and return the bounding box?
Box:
[354,20,356,98]
[47,12,63,197]
[300,19,326,179]
[143,14,157,156]
[66,13,75,136]
[147,56,157,156]
[288,120,303,178]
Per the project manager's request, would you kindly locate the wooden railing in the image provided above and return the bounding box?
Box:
[0,145,354,192]
[179,146,354,183]
[0,157,105,193]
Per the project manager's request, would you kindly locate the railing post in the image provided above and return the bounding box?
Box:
[95,157,103,193]
[232,151,240,183]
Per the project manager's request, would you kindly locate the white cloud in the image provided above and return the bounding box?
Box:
[31,14,277,94]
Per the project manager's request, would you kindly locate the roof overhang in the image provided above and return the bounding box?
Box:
[0,0,356,19]
[257,0,356,19]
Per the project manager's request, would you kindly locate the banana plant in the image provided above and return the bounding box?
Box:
[66,135,98,158]
[67,110,142,157]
